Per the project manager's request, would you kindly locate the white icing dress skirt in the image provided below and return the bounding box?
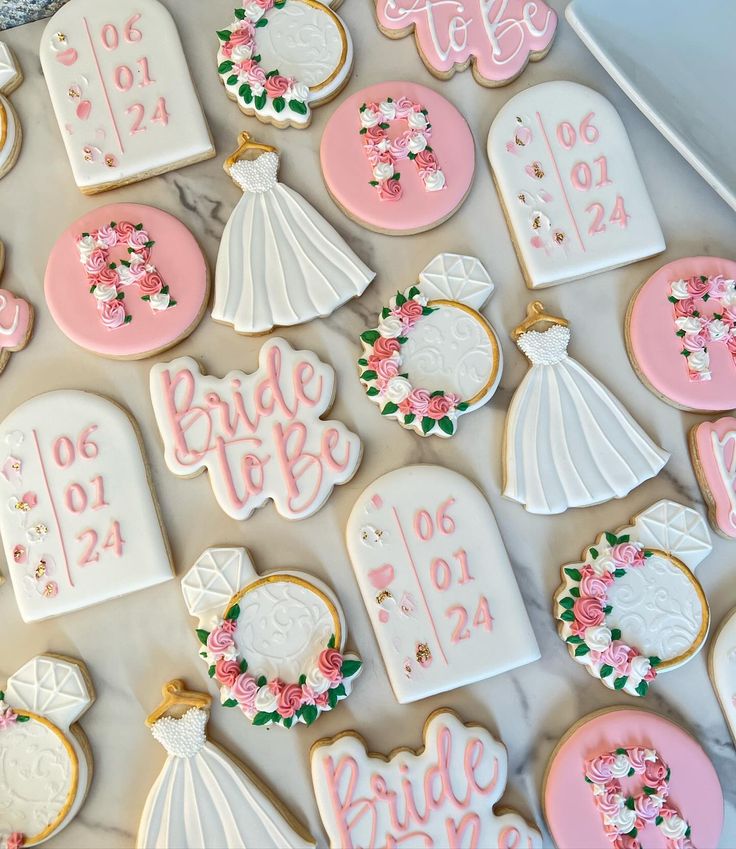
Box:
[137,708,311,849]
[213,151,374,334]
[504,325,669,514]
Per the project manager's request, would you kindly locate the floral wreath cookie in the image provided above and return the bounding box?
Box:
[0,242,33,379]
[182,547,361,729]
[358,253,502,437]
[544,707,724,849]
[45,204,208,360]
[0,655,94,847]
[554,500,711,698]
[0,42,22,181]
[627,257,736,411]
[216,0,353,129]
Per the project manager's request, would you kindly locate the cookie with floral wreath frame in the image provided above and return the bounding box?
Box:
[0,241,33,378]
[358,253,502,437]
[0,654,95,847]
[181,547,362,730]
[553,499,711,698]
[216,0,353,130]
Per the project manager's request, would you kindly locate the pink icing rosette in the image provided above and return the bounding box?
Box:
[215,657,240,687]
[99,300,126,329]
[231,673,259,708]
[688,275,711,298]
[318,648,344,683]
[572,596,604,628]
[206,622,236,655]
[611,542,646,568]
[127,228,150,249]
[585,752,616,783]
[84,249,107,276]
[579,569,611,598]
[277,683,304,718]
[600,641,636,674]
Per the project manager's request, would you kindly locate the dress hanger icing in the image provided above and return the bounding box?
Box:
[146,679,212,726]
[511,300,569,340]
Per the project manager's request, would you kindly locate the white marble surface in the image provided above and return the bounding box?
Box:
[0,1,735,846]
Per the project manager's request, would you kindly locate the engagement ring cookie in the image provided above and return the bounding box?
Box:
[0,242,33,378]
[488,81,664,288]
[45,204,208,360]
[182,547,361,729]
[40,0,214,194]
[321,81,474,234]
[0,43,22,181]
[554,500,711,698]
[710,608,736,747]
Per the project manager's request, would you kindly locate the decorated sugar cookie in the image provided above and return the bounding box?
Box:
[0,390,172,622]
[358,253,501,437]
[137,679,316,847]
[149,340,361,521]
[554,500,711,697]
[488,80,664,288]
[40,0,214,194]
[214,132,374,335]
[182,547,361,729]
[710,608,736,747]
[311,709,542,848]
[45,204,208,359]
[0,655,94,847]
[374,0,557,87]
[0,43,22,180]
[0,242,33,378]
[346,465,539,703]
[321,81,475,234]
[504,302,669,514]
[689,417,736,539]
[216,0,352,129]
[544,707,724,849]
[626,257,736,411]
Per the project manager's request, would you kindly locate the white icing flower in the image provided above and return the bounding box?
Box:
[629,655,651,680]
[384,376,412,403]
[116,265,138,286]
[242,0,266,19]
[606,806,637,833]
[659,814,688,840]
[253,686,279,713]
[377,315,403,338]
[77,234,97,261]
[407,110,428,130]
[251,82,265,97]
[305,665,331,694]
[289,81,309,102]
[231,43,253,62]
[584,626,612,652]
[412,294,428,306]
[424,170,446,192]
[708,318,730,341]
[670,278,690,299]
[373,161,395,182]
[675,316,704,334]
[720,288,736,307]
[93,282,118,302]
[590,553,616,576]
[360,107,381,128]
[379,100,396,120]
[219,686,234,704]
[643,748,657,762]
[376,138,391,153]
[688,350,710,373]
[407,132,427,154]
[149,292,171,311]
[610,753,631,778]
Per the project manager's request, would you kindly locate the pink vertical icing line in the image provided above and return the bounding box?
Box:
[82,16,124,155]
[371,493,383,509]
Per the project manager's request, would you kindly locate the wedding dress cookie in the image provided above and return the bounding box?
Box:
[358,253,501,437]
[626,257,736,411]
[488,80,664,288]
[150,340,361,521]
[0,390,172,622]
[40,0,214,194]
[45,204,208,359]
[182,547,361,729]
[0,655,94,847]
[0,242,33,378]
[690,416,736,539]
[321,81,474,234]
[504,302,669,514]
[544,708,724,849]
[216,0,353,129]
[710,608,736,746]
[346,465,539,703]
[311,709,542,848]
[374,0,557,87]
[0,43,21,180]
[214,133,374,335]
[137,680,315,847]
[554,500,711,698]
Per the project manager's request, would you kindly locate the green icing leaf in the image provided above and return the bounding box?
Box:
[569,587,580,598]
[566,635,583,644]
[196,629,210,645]
[610,628,622,640]
[574,644,590,657]
[234,7,246,18]
[239,83,253,104]
[421,416,434,434]
[254,91,267,110]
[366,387,379,396]
[218,60,234,73]
[590,547,599,559]
[559,596,575,609]
[302,704,318,725]
[289,99,308,115]
[255,17,269,26]
[438,416,454,436]
[273,96,286,113]
[361,370,378,381]
[226,74,239,86]
[253,711,272,725]
[559,610,574,622]
[240,658,248,673]
[208,665,216,678]
[649,656,662,667]
[257,675,267,687]
[564,567,582,581]
[217,29,232,40]
[226,603,240,620]
[605,532,617,546]
[341,659,362,678]
[223,698,238,708]
[361,329,380,344]
[381,402,399,415]
[613,676,628,690]
[599,664,614,678]
[16,715,30,723]
[404,413,416,425]
[328,634,336,649]
[635,680,649,697]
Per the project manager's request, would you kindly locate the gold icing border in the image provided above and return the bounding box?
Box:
[297,0,348,93]
[0,100,7,152]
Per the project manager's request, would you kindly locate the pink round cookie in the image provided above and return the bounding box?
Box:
[320,81,475,235]
[544,707,723,849]
[45,203,208,359]
[627,257,736,411]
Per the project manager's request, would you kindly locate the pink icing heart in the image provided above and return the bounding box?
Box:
[378,610,389,623]
[368,563,395,590]
[56,48,78,66]
[76,100,91,120]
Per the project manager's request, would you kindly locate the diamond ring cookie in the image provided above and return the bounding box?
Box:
[0,241,33,379]
[554,500,711,698]
[321,81,475,234]
[346,465,539,703]
[488,80,664,288]
[0,655,94,847]
[182,547,361,729]
[358,253,501,437]
[0,43,22,181]
[40,0,214,194]
[544,707,724,849]
[710,607,736,747]
[311,709,542,848]
[216,0,353,129]
[45,204,209,360]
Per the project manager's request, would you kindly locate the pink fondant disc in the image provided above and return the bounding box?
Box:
[627,256,736,411]
[544,708,723,849]
[320,81,475,235]
[45,203,208,359]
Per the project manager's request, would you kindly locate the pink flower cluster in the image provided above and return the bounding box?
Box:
[6,834,24,849]
[0,703,18,731]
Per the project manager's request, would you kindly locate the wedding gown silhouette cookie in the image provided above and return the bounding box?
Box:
[504,302,668,514]
[137,680,315,849]
[213,132,374,335]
